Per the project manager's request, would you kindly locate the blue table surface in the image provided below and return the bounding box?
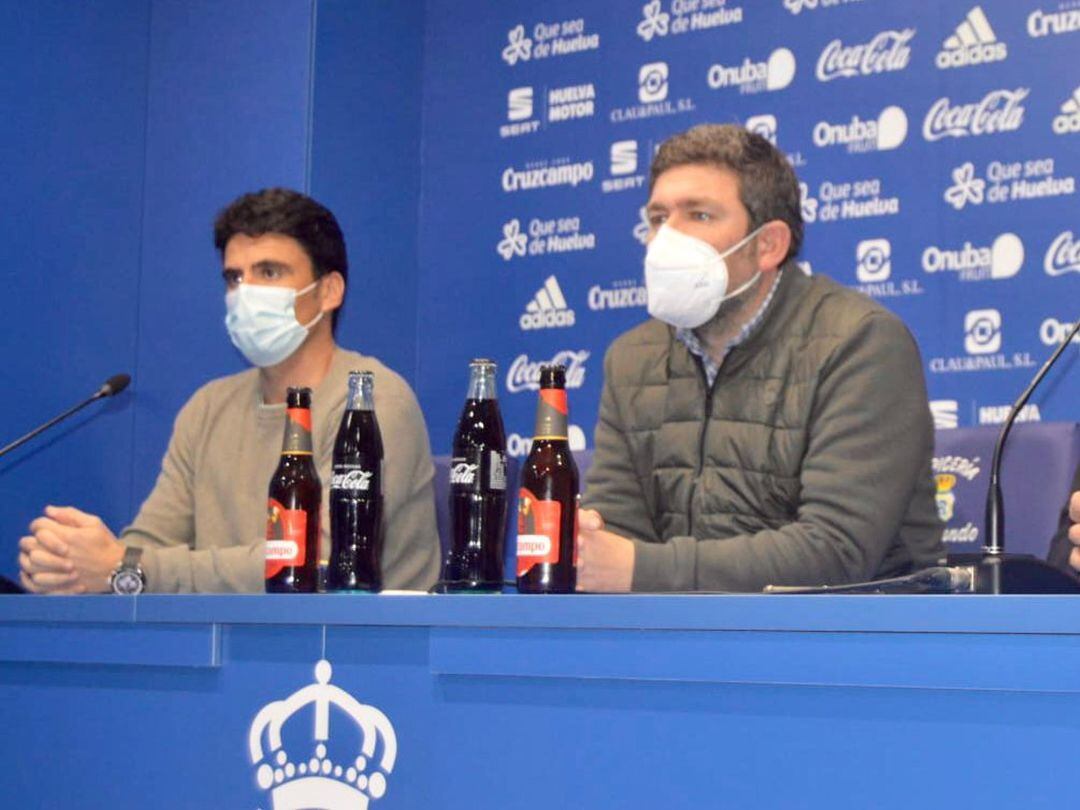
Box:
[6,592,1080,810]
[2,592,1080,634]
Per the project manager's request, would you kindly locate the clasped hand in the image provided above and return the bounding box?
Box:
[18,503,639,593]
[18,506,124,594]
[575,508,635,593]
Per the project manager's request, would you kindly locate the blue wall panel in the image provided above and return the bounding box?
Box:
[1,0,429,578]
[130,0,315,509]
[0,1,151,567]
[310,1,426,385]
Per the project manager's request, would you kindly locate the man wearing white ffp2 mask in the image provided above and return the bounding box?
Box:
[576,123,943,595]
[639,159,784,368]
[644,222,765,330]
[19,189,440,596]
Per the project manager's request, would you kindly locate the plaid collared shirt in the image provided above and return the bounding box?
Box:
[675,270,784,388]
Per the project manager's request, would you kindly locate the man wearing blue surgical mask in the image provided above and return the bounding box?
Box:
[576,124,943,593]
[18,189,440,594]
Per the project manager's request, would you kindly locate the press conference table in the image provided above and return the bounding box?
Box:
[2,593,1078,809]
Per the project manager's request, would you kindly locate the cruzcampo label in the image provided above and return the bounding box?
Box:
[516,488,562,577]
[265,498,307,578]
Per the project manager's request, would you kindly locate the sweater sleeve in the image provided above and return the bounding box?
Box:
[119,387,265,593]
[582,343,661,543]
[377,382,441,591]
[632,312,940,592]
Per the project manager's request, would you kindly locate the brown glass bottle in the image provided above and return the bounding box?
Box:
[516,364,579,594]
[265,387,321,594]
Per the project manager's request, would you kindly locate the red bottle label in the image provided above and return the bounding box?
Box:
[265,497,308,579]
[517,488,561,577]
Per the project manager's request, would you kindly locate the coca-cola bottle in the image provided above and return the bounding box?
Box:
[266,387,321,593]
[517,364,578,594]
[441,358,509,592]
[326,371,384,592]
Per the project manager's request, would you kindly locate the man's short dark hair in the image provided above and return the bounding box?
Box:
[649,124,803,263]
[213,188,348,332]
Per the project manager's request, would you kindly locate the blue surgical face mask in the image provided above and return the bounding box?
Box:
[224,280,323,368]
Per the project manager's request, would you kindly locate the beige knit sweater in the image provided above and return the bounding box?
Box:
[121,347,440,592]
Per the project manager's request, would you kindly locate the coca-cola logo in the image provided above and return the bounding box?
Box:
[922,88,1029,141]
[331,469,374,491]
[449,462,478,485]
[815,29,914,81]
[506,350,589,393]
[1045,230,1080,276]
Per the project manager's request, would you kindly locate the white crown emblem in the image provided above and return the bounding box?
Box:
[249,660,397,810]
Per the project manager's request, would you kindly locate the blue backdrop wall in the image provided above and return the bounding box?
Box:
[2,0,1078,576]
[309,0,425,383]
[1,1,151,562]
[0,0,425,576]
[415,0,1080,459]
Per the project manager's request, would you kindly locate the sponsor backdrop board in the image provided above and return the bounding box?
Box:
[414,0,1080,462]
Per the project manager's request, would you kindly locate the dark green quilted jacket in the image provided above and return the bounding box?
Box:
[583,264,944,592]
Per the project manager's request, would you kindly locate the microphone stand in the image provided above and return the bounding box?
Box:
[0,374,131,595]
[0,374,131,460]
[949,318,1080,594]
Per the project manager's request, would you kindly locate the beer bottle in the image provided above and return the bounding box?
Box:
[517,364,578,594]
[441,359,508,592]
[327,371,384,592]
[265,387,321,593]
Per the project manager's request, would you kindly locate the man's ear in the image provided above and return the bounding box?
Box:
[319,270,346,312]
[755,221,792,271]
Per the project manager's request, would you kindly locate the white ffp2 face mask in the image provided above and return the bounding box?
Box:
[644,224,764,329]
[224,280,324,368]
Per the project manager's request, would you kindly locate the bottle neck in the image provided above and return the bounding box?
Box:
[346,373,375,412]
[533,387,568,440]
[281,407,314,455]
[466,365,498,401]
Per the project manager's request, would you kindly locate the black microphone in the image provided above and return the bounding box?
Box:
[949,316,1080,594]
[96,373,131,399]
[0,373,133,460]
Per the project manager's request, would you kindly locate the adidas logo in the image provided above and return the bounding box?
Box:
[936,6,1007,69]
[1052,86,1080,134]
[519,275,576,330]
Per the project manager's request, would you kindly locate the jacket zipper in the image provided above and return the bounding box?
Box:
[687,361,718,538]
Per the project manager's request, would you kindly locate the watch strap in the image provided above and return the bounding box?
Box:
[121,545,143,569]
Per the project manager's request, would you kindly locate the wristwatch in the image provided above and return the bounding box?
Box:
[109,546,146,595]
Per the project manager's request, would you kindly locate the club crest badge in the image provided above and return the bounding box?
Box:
[248,660,397,809]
